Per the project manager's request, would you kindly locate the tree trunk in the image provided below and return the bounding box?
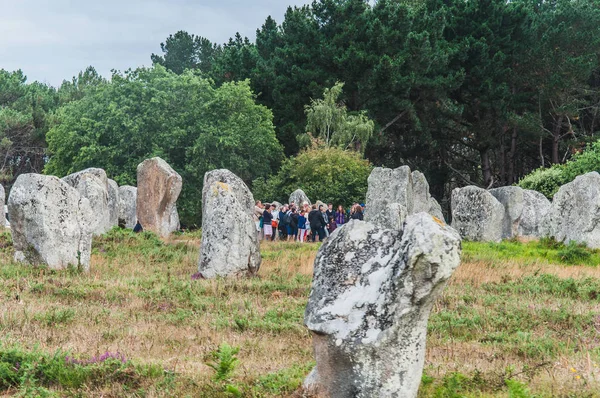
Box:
[480,149,492,188]
[507,127,518,185]
[552,115,563,164]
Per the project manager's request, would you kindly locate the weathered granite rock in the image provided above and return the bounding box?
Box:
[289,189,311,206]
[107,179,119,229]
[118,185,137,229]
[304,214,461,397]
[62,168,111,236]
[451,186,504,242]
[489,186,524,239]
[412,170,446,222]
[367,202,408,231]
[488,186,551,239]
[365,166,413,223]
[136,157,182,238]
[198,169,261,278]
[543,172,600,248]
[316,200,327,210]
[428,197,445,221]
[0,184,6,228]
[411,171,430,214]
[8,174,93,270]
[519,190,551,238]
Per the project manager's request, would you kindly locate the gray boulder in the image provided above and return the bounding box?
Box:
[118,185,137,229]
[366,166,447,228]
[107,179,119,229]
[289,189,311,207]
[489,186,524,239]
[544,172,600,248]
[304,214,461,397]
[519,190,551,238]
[365,166,413,222]
[136,157,182,238]
[198,169,261,278]
[0,184,6,228]
[489,186,551,239]
[8,174,93,270]
[62,168,111,236]
[451,186,504,242]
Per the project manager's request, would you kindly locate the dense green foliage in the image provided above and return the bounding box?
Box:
[152,0,600,201]
[519,140,600,198]
[45,66,282,227]
[253,146,372,207]
[3,0,600,220]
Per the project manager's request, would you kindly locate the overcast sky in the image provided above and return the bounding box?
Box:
[0,0,310,87]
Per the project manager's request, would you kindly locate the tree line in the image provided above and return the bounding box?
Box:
[1,0,599,226]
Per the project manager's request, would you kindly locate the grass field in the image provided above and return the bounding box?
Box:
[0,229,599,397]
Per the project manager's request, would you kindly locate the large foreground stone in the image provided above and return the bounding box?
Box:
[136,157,182,238]
[289,189,311,206]
[118,185,137,229]
[62,168,111,235]
[451,186,504,242]
[304,214,461,397]
[107,179,119,229]
[8,174,93,270]
[198,169,261,278]
[544,172,600,248]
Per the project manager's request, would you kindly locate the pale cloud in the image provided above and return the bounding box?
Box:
[0,0,310,86]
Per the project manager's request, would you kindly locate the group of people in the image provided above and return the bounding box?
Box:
[253,201,366,243]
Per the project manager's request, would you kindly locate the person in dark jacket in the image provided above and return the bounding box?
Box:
[263,204,273,240]
[308,205,325,242]
[351,204,364,220]
[289,207,299,241]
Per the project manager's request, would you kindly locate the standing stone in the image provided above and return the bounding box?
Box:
[136,157,182,238]
[118,185,137,229]
[451,186,504,242]
[544,172,600,248]
[271,201,283,212]
[304,214,461,397]
[198,169,261,278]
[8,174,93,270]
[0,184,6,228]
[489,186,524,239]
[289,189,311,207]
[411,171,430,214]
[519,190,551,238]
[62,168,111,236]
[412,170,446,222]
[315,200,327,210]
[364,166,414,229]
[107,179,119,229]
[488,186,551,239]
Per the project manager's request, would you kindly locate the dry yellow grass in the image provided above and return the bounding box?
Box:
[0,231,599,396]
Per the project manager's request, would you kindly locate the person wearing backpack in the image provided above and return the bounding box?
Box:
[289,207,299,241]
[278,205,289,240]
[308,204,325,242]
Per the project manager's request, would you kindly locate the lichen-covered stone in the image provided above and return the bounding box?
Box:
[489,186,524,239]
[544,172,600,248]
[62,168,111,236]
[451,186,504,242]
[8,174,93,270]
[136,157,182,238]
[519,190,551,238]
[289,189,311,207]
[107,179,119,229]
[304,214,461,398]
[0,184,6,228]
[198,169,261,278]
[118,185,137,229]
[366,166,446,228]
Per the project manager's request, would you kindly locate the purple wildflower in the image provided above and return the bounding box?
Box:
[191,272,204,280]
